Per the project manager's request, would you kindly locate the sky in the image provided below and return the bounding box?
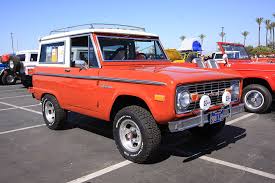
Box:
[0,0,274,55]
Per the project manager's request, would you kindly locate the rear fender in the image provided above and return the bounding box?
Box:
[33,88,64,108]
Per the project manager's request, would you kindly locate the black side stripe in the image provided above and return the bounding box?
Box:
[34,72,166,86]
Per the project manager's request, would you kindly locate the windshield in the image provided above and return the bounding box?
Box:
[222,44,249,59]
[98,37,167,61]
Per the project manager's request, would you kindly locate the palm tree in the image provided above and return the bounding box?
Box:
[219,32,226,42]
[180,35,186,41]
[256,17,264,46]
[198,34,206,46]
[271,22,275,49]
[241,31,249,46]
[265,19,271,46]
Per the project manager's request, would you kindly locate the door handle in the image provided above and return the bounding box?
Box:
[65,69,71,72]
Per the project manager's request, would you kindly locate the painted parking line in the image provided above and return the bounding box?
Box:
[67,160,132,183]
[0,95,31,100]
[67,154,275,183]
[65,112,267,183]
[0,124,46,135]
[199,156,275,180]
[0,88,26,93]
[0,101,270,181]
[226,113,255,125]
[0,103,41,112]
[0,101,41,115]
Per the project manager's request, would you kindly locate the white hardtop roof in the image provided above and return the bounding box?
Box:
[40,28,159,41]
[16,50,38,54]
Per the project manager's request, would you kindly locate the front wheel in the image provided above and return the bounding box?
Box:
[113,105,161,163]
[2,74,16,85]
[242,84,272,113]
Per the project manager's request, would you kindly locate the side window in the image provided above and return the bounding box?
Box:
[215,54,223,59]
[71,36,98,68]
[40,42,65,64]
[17,54,26,61]
[30,54,38,62]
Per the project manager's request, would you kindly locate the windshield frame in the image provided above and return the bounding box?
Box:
[96,35,169,62]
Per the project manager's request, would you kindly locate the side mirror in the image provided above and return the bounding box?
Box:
[74,60,89,70]
[80,62,89,71]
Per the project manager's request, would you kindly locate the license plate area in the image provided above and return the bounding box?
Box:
[210,109,224,124]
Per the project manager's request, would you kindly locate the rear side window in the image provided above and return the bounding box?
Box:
[17,54,26,61]
[30,54,38,62]
[39,42,65,64]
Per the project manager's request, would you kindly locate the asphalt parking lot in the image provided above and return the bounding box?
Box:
[0,84,275,183]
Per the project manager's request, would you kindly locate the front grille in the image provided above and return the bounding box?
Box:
[177,80,238,113]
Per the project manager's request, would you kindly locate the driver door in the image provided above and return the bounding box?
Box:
[62,35,100,112]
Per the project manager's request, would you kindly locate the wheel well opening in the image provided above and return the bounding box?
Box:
[41,93,55,101]
[243,78,272,92]
[110,95,150,122]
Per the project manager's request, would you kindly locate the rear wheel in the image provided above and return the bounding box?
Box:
[113,105,161,163]
[42,95,67,130]
[242,84,272,113]
[189,119,225,138]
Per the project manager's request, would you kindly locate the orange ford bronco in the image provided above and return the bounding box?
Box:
[29,24,244,163]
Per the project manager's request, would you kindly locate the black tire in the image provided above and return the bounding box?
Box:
[1,74,16,85]
[42,94,67,130]
[22,76,32,88]
[113,105,161,163]
[0,75,3,85]
[189,119,225,138]
[242,84,272,113]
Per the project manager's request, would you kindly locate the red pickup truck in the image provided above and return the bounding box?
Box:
[194,42,275,113]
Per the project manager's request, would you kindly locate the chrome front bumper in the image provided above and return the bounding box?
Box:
[168,103,245,133]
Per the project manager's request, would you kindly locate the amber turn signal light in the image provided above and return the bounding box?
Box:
[154,94,165,102]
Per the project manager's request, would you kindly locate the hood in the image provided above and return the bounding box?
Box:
[231,61,275,72]
[131,65,241,84]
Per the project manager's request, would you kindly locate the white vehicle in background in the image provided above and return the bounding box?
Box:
[16,50,38,87]
[213,51,241,62]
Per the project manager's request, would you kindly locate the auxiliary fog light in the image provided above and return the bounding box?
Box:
[222,91,232,106]
[199,95,211,111]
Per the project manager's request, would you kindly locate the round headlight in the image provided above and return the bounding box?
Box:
[177,91,191,109]
[9,61,14,69]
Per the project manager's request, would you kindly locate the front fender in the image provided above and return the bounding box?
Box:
[98,82,175,123]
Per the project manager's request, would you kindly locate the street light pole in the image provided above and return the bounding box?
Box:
[10,32,15,54]
[221,27,224,42]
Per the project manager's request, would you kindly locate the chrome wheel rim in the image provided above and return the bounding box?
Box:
[119,119,142,152]
[6,75,15,83]
[44,101,55,125]
[244,90,264,110]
